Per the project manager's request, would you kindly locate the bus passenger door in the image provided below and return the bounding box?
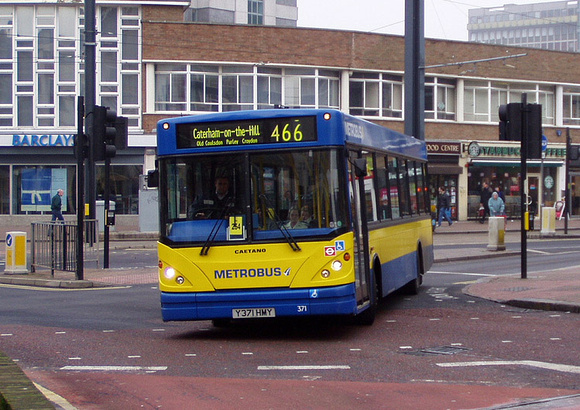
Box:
[350,155,372,307]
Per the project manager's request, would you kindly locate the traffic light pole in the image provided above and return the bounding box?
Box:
[76,96,85,280]
[85,0,97,225]
[103,157,110,268]
[565,129,571,235]
[520,94,528,279]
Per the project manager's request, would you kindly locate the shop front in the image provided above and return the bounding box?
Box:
[0,132,145,224]
[427,142,462,220]
[464,141,565,220]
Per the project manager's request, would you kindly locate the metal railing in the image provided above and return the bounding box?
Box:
[31,220,99,276]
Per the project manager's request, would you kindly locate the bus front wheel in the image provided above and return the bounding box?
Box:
[355,269,378,326]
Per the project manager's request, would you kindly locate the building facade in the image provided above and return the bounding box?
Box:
[185,0,297,27]
[1,1,580,233]
[468,1,580,52]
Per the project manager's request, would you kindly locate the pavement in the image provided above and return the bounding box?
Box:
[433,217,580,314]
[1,219,579,409]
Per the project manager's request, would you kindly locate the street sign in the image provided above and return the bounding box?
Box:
[542,134,548,152]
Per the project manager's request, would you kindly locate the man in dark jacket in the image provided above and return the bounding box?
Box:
[479,182,493,223]
[51,189,64,222]
[437,186,453,227]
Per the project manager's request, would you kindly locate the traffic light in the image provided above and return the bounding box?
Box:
[498,103,522,141]
[92,106,128,161]
[93,105,118,161]
[113,116,128,151]
[527,103,542,159]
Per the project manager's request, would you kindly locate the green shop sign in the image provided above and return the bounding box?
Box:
[467,142,565,158]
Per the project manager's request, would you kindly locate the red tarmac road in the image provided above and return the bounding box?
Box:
[28,370,579,410]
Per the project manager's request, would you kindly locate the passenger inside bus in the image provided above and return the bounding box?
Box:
[300,205,316,228]
[283,207,308,229]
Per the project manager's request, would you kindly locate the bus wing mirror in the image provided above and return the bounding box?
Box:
[354,158,368,178]
[147,169,159,188]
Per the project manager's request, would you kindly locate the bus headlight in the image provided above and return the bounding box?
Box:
[321,269,331,278]
[331,260,343,271]
[164,267,176,280]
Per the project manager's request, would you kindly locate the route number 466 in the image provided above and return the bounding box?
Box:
[270,123,303,142]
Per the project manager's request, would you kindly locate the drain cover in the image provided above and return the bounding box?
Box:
[402,345,471,356]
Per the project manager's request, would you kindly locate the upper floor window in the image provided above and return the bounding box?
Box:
[464,80,554,125]
[248,0,263,25]
[155,64,339,113]
[349,72,403,118]
[563,86,580,126]
[425,77,456,120]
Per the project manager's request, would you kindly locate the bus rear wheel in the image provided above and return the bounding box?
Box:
[403,249,423,295]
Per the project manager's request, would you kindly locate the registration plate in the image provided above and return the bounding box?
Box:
[232,308,276,319]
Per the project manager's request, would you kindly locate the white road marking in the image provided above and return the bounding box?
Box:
[34,383,77,410]
[1,334,13,336]
[437,360,580,374]
[60,365,167,372]
[258,365,350,370]
[429,271,501,277]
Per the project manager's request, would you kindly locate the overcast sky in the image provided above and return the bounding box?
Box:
[297,0,557,42]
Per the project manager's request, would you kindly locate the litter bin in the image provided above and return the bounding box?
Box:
[5,231,28,274]
[96,200,116,232]
[541,207,556,236]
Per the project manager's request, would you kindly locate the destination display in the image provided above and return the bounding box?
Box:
[176,115,317,149]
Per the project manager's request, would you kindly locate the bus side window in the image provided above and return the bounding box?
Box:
[388,157,400,218]
[398,159,412,216]
[375,155,391,220]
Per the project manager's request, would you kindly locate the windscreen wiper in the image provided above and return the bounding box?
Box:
[200,200,234,256]
[259,194,301,252]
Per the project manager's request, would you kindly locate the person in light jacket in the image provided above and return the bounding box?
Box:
[488,191,505,217]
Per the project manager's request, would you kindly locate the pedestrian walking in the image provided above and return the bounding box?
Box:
[437,186,453,227]
[51,189,65,222]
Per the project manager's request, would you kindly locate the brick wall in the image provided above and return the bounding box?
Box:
[140,20,580,143]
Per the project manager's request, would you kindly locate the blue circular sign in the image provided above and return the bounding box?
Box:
[542,134,548,151]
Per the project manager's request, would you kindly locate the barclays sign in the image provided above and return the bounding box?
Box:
[12,134,75,147]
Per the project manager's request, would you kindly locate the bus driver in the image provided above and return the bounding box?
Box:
[188,176,235,219]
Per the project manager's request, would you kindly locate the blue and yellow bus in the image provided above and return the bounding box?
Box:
[153,109,433,325]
